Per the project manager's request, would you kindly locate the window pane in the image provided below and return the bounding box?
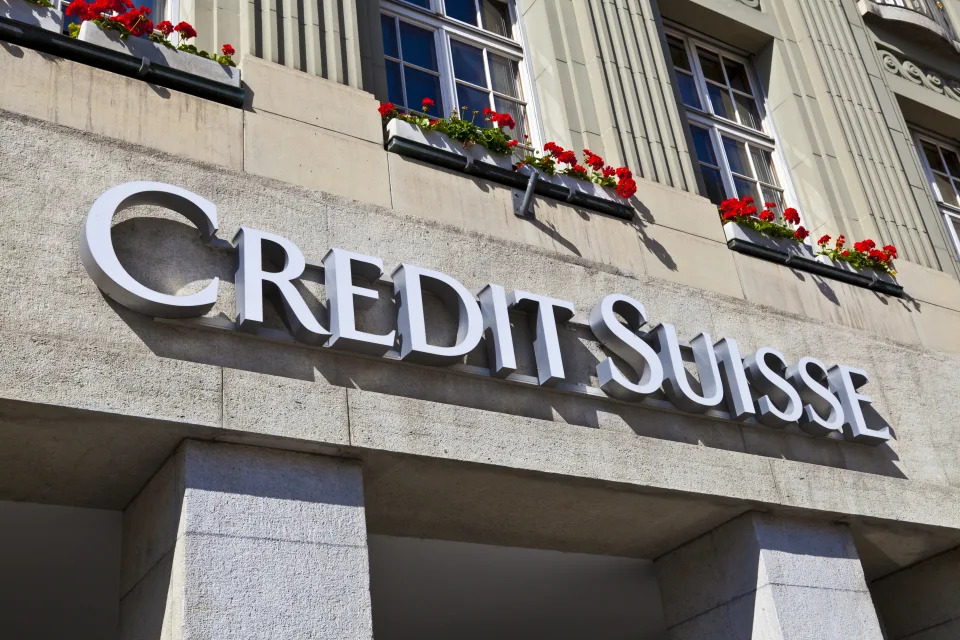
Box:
[735,93,761,130]
[750,147,778,185]
[677,73,701,109]
[724,59,751,93]
[489,54,519,98]
[922,141,945,173]
[668,37,691,71]
[689,126,717,165]
[481,0,510,37]
[723,136,752,176]
[399,22,437,70]
[386,60,404,105]
[761,187,785,212]
[381,15,398,58]
[944,149,960,177]
[700,165,726,205]
[707,84,733,119]
[734,177,760,203]
[456,83,491,121]
[404,67,441,110]
[445,0,478,25]
[934,173,957,205]
[698,50,726,83]
[451,40,487,87]
[494,95,526,139]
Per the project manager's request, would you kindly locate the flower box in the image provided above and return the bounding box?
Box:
[815,255,901,294]
[723,221,815,264]
[385,119,634,220]
[0,0,63,32]
[77,21,240,88]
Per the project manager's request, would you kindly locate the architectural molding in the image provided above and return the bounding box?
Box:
[737,0,760,9]
[878,46,960,102]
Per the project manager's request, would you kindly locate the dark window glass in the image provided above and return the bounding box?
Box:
[404,67,441,108]
[451,40,486,86]
[381,15,398,58]
[399,22,438,70]
[701,166,726,204]
[677,73,701,109]
[481,0,510,37]
[456,83,491,121]
[724,59,751,93]
[489,54,519,98]
[735,93,760,130]
[723,137,751,176]
[690,126,716,165]
[733,177,759,203]
[707,84,732,119]
[494,95,526,138]
[668,37,691,71]
[944,148,960,176]
[445,0,478,25]
[698,50,725,83]
[936,173,958,205]
[923,141,946,173]
[385,60,404,105]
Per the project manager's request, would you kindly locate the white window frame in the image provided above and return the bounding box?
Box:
[912,128,960,261]
[380,0,543,147]
[665,25,802,223]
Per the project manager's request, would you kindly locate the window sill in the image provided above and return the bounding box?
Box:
[384,119,635,220]
[723,222,904,297]
[0,15,245,107]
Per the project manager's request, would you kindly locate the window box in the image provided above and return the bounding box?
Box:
[723,221,814,264]
[0,0,63,33]
[814,255,901,294]
[77,21,240,88]
[385,119,634,219]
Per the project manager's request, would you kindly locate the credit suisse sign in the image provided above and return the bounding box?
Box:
[80,182,891,445]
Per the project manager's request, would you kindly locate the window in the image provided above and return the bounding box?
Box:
[667,30,794,217]
[380,0,534,142]
[913,131,960,260]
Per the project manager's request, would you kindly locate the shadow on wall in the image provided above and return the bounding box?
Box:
[107,215,904,481]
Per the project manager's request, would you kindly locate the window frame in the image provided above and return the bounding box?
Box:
[912,128,960,261]
[381,0,543,147]
[665,25,802,225]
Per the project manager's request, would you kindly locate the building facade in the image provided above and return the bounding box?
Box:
[3,0,960,637]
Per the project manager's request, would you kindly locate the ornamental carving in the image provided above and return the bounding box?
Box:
[877,47,960,101]
[738,0,761,8]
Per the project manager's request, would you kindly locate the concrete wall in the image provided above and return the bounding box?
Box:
[368,535,668,639]
[0,501,121,640]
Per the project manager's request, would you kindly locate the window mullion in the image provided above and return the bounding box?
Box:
[688,42,714,118]
[482,47,495,112]
[710,125,737,199]
[437,28,457,116]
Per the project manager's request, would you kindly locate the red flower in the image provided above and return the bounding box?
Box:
[377,102,395,117]
[764,201,777,208]
[65,0,94,20]
[883,244,897,259]
[836,234,846,250]
[157,20,174,35]
[868,249,888,262]
[783,207,800,225]
[602,166,616,178]
[743,205,757,216]
[616,178,637,199]
[428,119,439,126]
[817,234,831,246]
[720,198,741,212]
[758,210,775,222]
[615,167,632,180]
[421,97,435,109]
[853,239,876,253]
[841,250,851,257]
[174,21,197,40]
[507,140,519,147]
[556,150,577,164]
[794,226,809,241]
[491,112,516,129]
[221,43,235,56]
[742,196,754,204]
[483,107,494,115]
[583,149,604,171]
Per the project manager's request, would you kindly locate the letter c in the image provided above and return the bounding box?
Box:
[79,181,220,318]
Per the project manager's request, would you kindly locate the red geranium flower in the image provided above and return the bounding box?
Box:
[602,166,616,178]
[616,178,637,199]
[556,150,577,164]
[794,226,809,241]
[615,167,632,180]
[221,43,235,56]
[65,0,94,20]
[175,21,197,40]
[883,244,897,259]
[742,196,754,204]
[836,234,846,250]
[764,201,777,208]
[758,210,775,222]
[377,102,395,117]
[483,107,493,115]
[817,234,831,246]
[783,207,800,225]
[583,149,604,171]
[507,140,519,147]
[157,20,174,35]
[421,97,435,109]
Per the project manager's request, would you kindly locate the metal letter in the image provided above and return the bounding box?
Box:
[650,323,724,413]
[509,291,576,386]
[787,357,844,436]
[392,264,484,364]
[589,294,664,401]
[714,338,755,421]
[478,284,517,378]
[233,226,330,345]
[322,248,396,355]
[828,364,890,443]
[79,181,220,318]
[744,347,803,428]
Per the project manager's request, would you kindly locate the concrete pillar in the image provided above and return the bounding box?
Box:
[118,440,372,640]
[654,512,884,639]
[872,547,960,639]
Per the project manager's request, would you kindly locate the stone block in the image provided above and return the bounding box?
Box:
[0,45,243,170]
[911,301,960,356]
[243,110,391,208]
[240,56,383,144]
[895,260,960,313]
[640,225,745,300]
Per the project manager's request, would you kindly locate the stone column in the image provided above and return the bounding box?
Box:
[118,440,372,640]
[654,512,884,639]
[871,547,960,639]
